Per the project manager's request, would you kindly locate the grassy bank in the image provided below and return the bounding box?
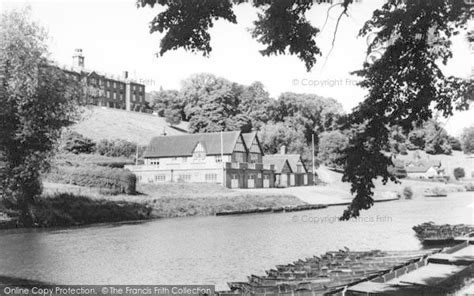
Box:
[0,182,304,228]
[0,192,152,228]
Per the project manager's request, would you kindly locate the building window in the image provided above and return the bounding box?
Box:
[215,155,222,163]
[155,175,166,182]
[113,92,116,100]
[106,80,110,87]
[193,142,206,160]
[106,91,110,98]
[232,174,238,180]
[234,152,244,163]
[205,173,217,182]
[264,175,269,180]
[150,160,159,166]
[248,174,255,180]
[178,174,191,181]
[249,154,258,163]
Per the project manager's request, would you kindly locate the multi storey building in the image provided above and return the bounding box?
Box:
[62,49,147,112]
[125,131,276,188]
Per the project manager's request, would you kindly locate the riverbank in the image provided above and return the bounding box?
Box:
[1,169,467,229]
[0,182,305,229]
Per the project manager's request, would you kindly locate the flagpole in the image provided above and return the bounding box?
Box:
[312,133,315,185]
[221,131,226,187]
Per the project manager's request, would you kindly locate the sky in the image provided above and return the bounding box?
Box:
[1,0,473,136]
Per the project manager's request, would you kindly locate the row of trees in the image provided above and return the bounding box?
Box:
[147,73,344,165]
[61,132,138,158]
[318,120,474,168]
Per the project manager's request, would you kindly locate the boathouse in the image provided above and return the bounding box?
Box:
[125,131,275,189]
[263,149,313,187]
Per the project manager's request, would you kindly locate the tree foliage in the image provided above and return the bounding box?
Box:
[181,73,252,132]
[0,8,82,225]
[318,130,349,168]
[137,0,351,70]
[61,132,96,154]
[340,0,471,219]
[453,167,465,180]
[406,120,453,155]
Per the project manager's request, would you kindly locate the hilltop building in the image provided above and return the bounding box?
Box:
[126,131,275,189]
[62,49,147,112]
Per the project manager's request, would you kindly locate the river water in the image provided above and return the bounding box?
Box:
[0,193,472,290]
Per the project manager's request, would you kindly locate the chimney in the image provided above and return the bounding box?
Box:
[280,145,286,155]
[123,71,129,79]
[72,48,84,69]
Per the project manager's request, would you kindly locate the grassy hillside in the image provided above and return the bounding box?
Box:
[71,106,189,145]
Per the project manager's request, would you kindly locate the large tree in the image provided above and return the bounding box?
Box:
[138,0,472,219]
[181,73,252,132]
[0,8,81,226]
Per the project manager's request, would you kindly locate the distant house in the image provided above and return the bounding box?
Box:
[405,160,443,179]
[125,131,275,188]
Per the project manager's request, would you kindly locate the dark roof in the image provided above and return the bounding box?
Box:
[242,132,264,155]
[284,154,307,173]
[263,155,293,174]
[406,165,436,173]
[405,160,442,173]
[144,131,243,158]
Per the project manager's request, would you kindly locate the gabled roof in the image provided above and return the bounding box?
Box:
[406,165,436,173]
[263,154,307,173]
[405,160,442,173]
[144,131,244,158]
[242,131,264,155]
[263,155,293,174]
[285,154,307,173]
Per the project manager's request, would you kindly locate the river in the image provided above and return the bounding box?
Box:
[0,192,472,290]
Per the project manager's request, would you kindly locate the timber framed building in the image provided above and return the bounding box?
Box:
[125,131,276,189]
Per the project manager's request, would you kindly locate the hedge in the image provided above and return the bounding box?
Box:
[46,166,136,194]
[54,153,134,168]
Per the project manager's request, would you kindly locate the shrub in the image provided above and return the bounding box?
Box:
[29,193,151,227]
[464,183,474,192]
[46,166,136,194]
[53,153,134,168]
[403,186,413,200]
[96,139,137,158]
[453,167,465,180]
[61,132,96,154]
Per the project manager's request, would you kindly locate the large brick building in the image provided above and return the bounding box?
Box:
[62,49,147,112]
[126,131,276,189]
